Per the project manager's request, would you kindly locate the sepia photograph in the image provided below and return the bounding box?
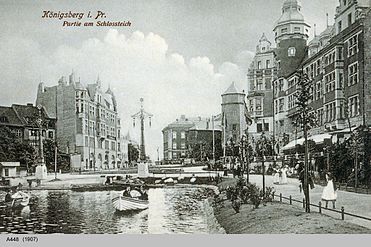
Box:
[0,0,371,239]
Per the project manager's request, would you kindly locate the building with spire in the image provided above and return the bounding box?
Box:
[36,72,124,171]
[247,33,277,140]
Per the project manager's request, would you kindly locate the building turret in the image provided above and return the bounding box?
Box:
[274,0,310,77]
[221,82,247,144]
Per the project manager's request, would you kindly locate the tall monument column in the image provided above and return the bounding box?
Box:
[35,105,48,181]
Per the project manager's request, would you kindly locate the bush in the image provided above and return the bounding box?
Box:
[247,183,262,209]
[264,187,275,203]
[232,198,241,213]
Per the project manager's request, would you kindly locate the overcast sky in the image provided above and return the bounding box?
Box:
[0,0,338,159]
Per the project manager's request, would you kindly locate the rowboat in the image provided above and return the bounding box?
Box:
[112,196,149,212]
[7,191,30,208]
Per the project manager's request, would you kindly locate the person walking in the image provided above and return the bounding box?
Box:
[321,172,337,209]
[273,166,280,185]
[280,165,288,185]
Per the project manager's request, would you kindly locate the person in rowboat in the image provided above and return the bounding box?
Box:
[122,187,131,197]
[139,186,148,201]
[5,189,12,203]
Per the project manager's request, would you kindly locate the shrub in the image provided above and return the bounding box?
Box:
[264,187,275,202]
[232,198,241,213]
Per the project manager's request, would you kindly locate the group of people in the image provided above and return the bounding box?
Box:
[122,186,148,201]
[272,165,290,185]
[296,162,337,209]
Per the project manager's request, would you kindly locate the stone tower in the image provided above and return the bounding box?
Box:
[221,82,247,144]
[274,0,310,77]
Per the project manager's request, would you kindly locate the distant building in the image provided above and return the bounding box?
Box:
[36,73,124,171]
[162,115,222,163]
[247,33,277,140]
[0,162,27,186]
[0,103,56,154]
[187,117,223,162]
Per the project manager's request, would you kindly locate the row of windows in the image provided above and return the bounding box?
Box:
[171,142,186,150]
[172,131,186,139]
[85,120,116,137]
[170,151,187,159]
[76,100,116,124]
[29,129,54,139]
[85,136,118,151]
[248,98,263,113]
[257,60,271,70]
[315,96,360,125]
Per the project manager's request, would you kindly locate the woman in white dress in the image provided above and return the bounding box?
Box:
[273,167,280,185]
[280,165,288,185]
[321,173,337,209]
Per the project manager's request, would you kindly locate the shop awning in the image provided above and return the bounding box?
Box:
[282,133,332,151]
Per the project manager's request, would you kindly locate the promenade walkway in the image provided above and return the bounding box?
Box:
[249,174,371,229]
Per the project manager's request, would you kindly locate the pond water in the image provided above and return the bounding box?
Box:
[0,186,224,234]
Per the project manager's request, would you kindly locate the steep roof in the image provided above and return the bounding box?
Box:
[223,82,244,95]
[0,106,23,126]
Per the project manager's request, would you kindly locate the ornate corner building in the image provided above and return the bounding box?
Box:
[250,0,371,154]
[36,73,124,171]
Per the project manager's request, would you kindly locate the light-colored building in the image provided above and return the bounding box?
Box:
[247,33,277,141]
[36,73,124,171]
[221,82,249,144]
[0,162,27,186]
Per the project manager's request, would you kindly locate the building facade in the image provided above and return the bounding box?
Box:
[36,73,124,171]
[0,103,56,155]
[162,115,222,163]
[247,33,277,140]
[270,0,371,153]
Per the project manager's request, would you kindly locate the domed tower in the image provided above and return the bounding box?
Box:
[274,0,310,77]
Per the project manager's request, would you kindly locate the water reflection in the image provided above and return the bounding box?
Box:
[0,186,221,234]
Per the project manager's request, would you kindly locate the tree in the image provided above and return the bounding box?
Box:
[43,139,70,172]
[128,143,139,165]
[255,132,273,196]
[293,71,318,213]
[0,126,36,170]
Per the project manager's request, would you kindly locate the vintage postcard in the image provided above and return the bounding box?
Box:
[0,0,371,243]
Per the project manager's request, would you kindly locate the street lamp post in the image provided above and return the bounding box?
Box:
[240,134,249,184]
[35,105,48,181]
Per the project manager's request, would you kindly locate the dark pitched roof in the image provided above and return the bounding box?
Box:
[0,106,23,126]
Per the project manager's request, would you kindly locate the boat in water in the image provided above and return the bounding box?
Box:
[112,190,148,212]
[5,191,30,208]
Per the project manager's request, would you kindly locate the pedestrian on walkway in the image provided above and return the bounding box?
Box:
[280,165,288,185]
[273,166,280,185]
[321,172,337,209]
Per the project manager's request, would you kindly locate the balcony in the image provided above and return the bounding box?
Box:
[107,135,117,140]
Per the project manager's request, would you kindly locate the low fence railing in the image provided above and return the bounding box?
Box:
[272,192,371,222]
